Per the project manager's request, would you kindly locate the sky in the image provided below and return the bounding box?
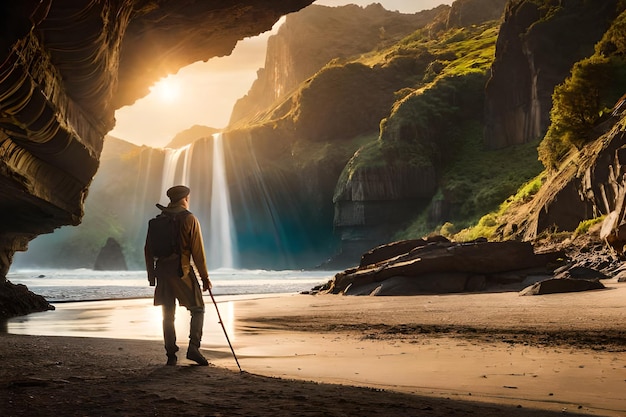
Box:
[108,1,454,148]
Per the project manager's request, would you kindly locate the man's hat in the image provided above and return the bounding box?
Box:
[166,185,190,202]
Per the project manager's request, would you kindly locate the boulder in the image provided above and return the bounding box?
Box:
[519,278,605,296]
[0,281,54,319]
[553,266,608,280]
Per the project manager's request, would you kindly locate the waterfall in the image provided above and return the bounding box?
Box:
[160,144,192,200]
[208,133,237,269]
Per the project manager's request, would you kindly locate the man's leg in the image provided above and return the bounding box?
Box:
[186,306,208,366]
[162,304,178,365]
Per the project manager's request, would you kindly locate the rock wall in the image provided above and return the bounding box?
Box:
[484,0,620,149]
[0,0,314,281]
[332,165,437,262]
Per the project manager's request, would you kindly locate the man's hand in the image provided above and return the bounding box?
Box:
[202,278,212,292]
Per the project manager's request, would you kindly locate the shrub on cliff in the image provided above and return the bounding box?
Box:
[293,62,399,141]
[539,10,626,169]
[538,56,625,168]
[380,71,488,166]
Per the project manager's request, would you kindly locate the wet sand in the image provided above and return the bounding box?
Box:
[2,281,626,416]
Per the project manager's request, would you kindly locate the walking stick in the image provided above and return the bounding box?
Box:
[208,287,242,372]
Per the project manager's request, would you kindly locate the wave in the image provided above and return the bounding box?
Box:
[7,268,334,302]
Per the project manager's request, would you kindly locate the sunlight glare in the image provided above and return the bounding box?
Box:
[150,76,181,103]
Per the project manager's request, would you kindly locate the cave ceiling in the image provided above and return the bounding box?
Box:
[0,0,313,275]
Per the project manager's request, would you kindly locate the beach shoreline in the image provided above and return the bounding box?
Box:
[2,282,626,416]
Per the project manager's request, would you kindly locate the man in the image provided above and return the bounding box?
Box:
[145,185,212,366]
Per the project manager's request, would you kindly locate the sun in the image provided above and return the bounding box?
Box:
[150,76,182,103]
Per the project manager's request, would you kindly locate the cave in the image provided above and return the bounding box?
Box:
[0,0,313,316]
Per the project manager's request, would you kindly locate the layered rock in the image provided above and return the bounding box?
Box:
[484,0,620,149]
[0,0,314,285]
[320,237,564,296]
[332,164,437,263]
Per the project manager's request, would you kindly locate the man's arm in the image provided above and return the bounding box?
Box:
[144,233,156,286]
[186,214,211,290]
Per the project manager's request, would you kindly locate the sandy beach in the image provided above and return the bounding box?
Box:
[2,281,626,416]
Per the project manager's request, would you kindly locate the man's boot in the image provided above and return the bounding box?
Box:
[163,305,179,365]
[187,307,208,366]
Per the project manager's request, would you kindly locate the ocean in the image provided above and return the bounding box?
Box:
[7,268,334,302]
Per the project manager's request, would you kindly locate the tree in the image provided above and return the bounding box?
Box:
[539,56,616,168]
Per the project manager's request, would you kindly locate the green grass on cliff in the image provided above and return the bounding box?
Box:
[443,133,544,225]
[291,132,377,171]
[339,19,514,239]
[333,136,385,201]
[451,173,545,242]
[429,25,499,77]
[395,127,544,241]
[357,21,498,85]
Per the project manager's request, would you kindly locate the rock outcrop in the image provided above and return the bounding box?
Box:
[0,0,314,283]
[0,281,54,318]
[315,220,623,297]
[325,0,512,264]
[165,125,219,149]
[332,164,438,263]
[320,237,564,296]
[94,237,128,271]
[445,0,507,28]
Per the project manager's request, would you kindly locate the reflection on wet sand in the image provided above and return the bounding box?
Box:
[5,296,237,350]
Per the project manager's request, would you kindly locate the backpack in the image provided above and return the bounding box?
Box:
[147,210,190,258]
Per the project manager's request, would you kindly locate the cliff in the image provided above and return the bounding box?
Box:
[338,0,626,257]
[229,3,446,126]
[327,0,511,261]
[484,0,620,149]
